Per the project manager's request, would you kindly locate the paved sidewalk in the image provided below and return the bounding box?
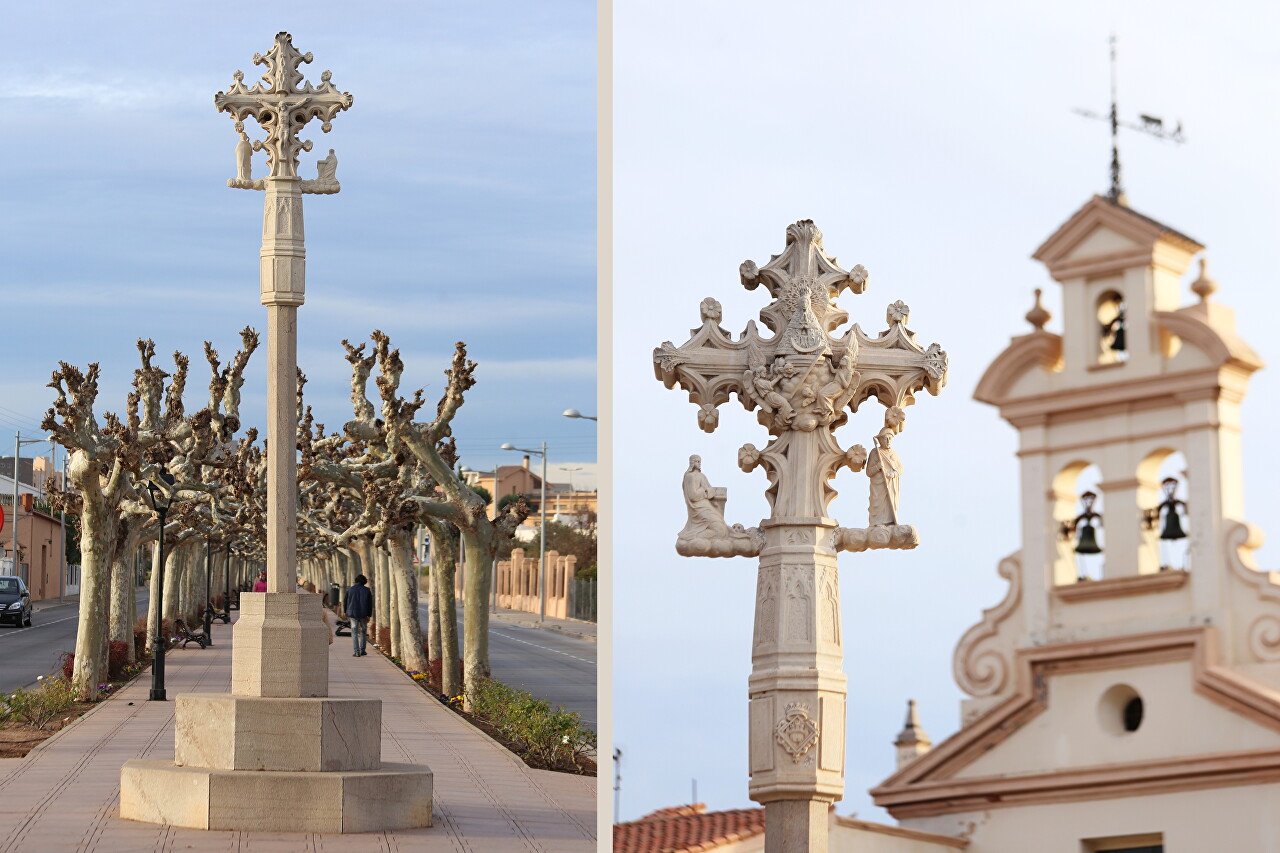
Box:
[489,607,598,642]
[32,594,80,613]
[0,613,596,852]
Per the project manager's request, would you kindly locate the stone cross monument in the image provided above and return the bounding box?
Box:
[655,221,948,853]
[119,33,432,833]
[214,30,352,600]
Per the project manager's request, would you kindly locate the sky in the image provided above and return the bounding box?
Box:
[613,0,1280,826]
[0,2,598,489]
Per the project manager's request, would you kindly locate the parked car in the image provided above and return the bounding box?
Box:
[0,577,32,627]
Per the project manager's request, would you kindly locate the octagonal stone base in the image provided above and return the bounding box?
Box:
[232,593,329,697]
[120,760,433,832]
[175,694,381,772]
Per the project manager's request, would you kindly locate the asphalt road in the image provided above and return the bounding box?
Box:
[415,605,598,731]
[0,592,150,695]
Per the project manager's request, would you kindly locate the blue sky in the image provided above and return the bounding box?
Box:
[614,0,1280,825]
[0,2,597,485]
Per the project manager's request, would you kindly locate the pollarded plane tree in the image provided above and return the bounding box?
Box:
[366,332,528,707]
[42,330,259,700]
[298,349,433,677]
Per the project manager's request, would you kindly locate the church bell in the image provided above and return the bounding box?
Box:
[1159,506,1187,540]
[1075,521,1102,554]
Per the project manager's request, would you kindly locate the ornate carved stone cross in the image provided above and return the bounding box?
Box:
[215,31,352,189]
[214,32,352,601]
[654,220,948,853]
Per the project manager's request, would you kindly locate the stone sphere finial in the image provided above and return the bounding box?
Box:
[1025,288,1051,331]
[1191,257,1217,304]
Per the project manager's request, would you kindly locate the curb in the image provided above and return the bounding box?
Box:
[489,612,597,643]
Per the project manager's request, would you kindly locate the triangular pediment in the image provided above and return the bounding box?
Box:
[952,658,1279,780]
[1062,223,1143,260]
[872,629,1280,819]
[1032,196,1203,281]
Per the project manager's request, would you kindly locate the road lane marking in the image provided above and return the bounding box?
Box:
[492,631,595,665]
[416,605,596,665]
[0,614,80,637]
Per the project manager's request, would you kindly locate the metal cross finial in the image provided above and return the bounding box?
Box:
[1074,35,1185,206]
[215,32,353,185]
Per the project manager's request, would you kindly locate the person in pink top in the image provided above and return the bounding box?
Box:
[252,570,267,592]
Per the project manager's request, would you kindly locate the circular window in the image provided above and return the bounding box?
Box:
[1098,684,1143,734]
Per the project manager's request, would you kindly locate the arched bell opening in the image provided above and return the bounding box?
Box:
[1052,461,1104,583]
[1138,449,1190,572]
[1096,290,1128,364]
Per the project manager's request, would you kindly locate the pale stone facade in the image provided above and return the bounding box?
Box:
[872,195,1280,851]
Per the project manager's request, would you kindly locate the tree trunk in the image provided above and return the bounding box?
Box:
[383,547,401,659]
[431,523,459,698]
[109,527,141,663]
[70,496,114,701]
[147,542,162,652]
[424,527,440,664]
[388,529,428,674]
[163,545,183,622]
[460,529,492,711]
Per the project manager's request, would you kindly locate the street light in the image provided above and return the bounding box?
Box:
[9,432,53,586]
[224,544,235,614]
[144,471,176,702]
[562,408,597,422]
[203,537,221,645]
[500,440,548,622]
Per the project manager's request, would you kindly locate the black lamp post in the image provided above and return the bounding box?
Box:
[145,471,175,702]
[224,545,233,614]
[203,537,217,645]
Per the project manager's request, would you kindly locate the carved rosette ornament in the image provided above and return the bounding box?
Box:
[654,221,949,841]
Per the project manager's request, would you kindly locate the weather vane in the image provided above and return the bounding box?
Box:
[1075,35,1185,205]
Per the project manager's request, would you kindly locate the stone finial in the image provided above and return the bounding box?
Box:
[894,699,932,769]
[1025,288,1051,331]
[1191,257,1217,304]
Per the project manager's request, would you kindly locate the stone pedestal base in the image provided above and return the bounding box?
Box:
[120,760,433,832]
[175,694,381,772]
[232,593,329,697]
[119,592,434,834]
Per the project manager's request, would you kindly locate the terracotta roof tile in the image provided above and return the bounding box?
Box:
[614,804,766,853]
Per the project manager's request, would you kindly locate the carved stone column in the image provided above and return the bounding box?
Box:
[656,221,948,853]
[120,32,432,834]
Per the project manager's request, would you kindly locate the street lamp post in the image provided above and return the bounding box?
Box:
[145,471,176,701]
[500,440,548,622]
[224,545,233,616]
[561,408,597,422]
[203,537,218,645]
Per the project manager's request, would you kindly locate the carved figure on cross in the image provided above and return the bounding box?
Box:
[655,220,948,552]
[215,31,353,192]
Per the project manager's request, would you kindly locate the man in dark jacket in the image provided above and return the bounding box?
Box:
[345,574,374,657]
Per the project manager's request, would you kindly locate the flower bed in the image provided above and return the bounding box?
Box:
[385,650,596,775]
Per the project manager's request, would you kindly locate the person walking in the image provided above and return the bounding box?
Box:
[252,570,267,592]
[345,574,373,657]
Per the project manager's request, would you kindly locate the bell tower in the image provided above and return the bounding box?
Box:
[962,195,1267,680]
[872,196,1280,849]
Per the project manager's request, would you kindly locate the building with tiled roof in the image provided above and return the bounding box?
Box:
[612,803,965,853]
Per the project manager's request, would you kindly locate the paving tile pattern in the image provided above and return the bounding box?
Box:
[0,615,596,852]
